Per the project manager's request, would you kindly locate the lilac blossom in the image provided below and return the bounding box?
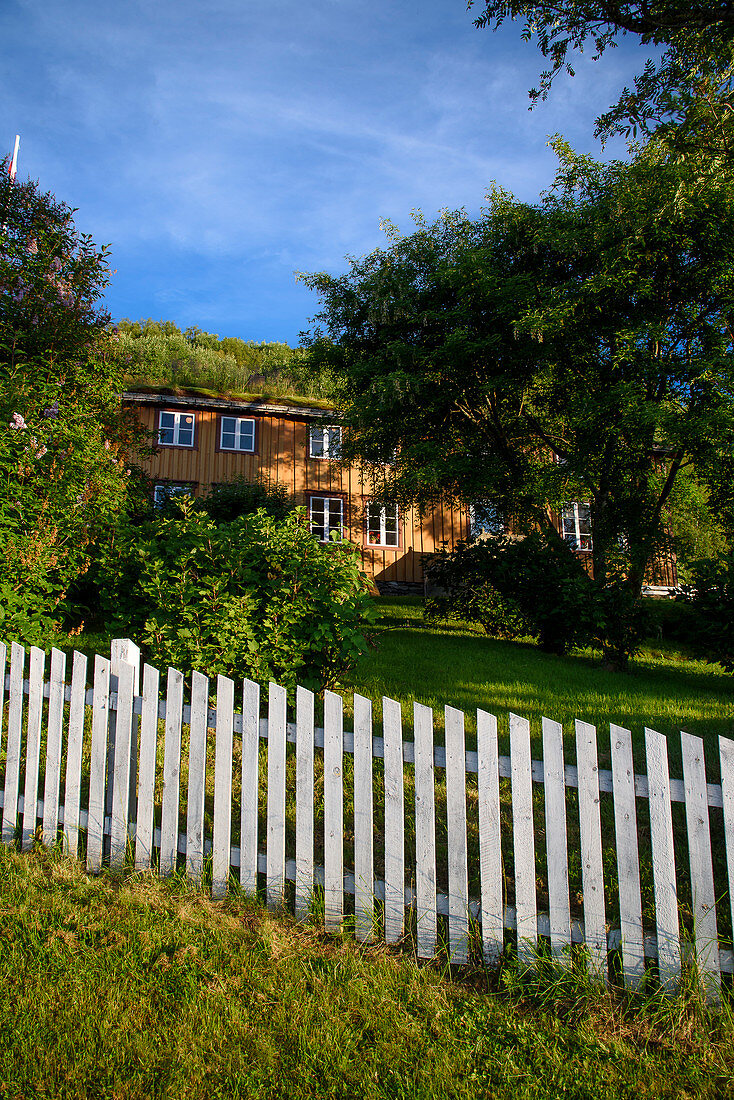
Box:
[9,412,26,430]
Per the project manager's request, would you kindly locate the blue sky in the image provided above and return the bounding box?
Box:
[2,0,654,344]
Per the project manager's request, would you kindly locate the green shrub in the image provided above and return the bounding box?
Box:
[199,476,293,524]
[681,552,734,672]
[96,500,375,690]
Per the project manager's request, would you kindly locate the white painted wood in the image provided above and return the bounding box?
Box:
[86,656,110,872]
[185,670,209,883]
[353,693,374,942]
[477,709,503,966]
[681,731,720,1002]
[324,689,344,931]
[510,712,537,966]
[3,643,25,846]
[445,705,470,964]
[21,647,45,850]
[110,639,141,692]
[0,642,6,772]
[645,727,680,989]
[295,685,315,918]
[576,720,606,979]
[110,638,141,826]
[63,651,87,857]
[266,682,287,907]
[110,660,135,868]
[212,674,234,899]
[42,648,66,846]
[720,737,734,963]
[134,664,160,870]
[159,667,184,876]
[610,723,645,989]
[240,679,260,894]
[543,717,571,962]
[383,695,405,944]
[414,702,437,959]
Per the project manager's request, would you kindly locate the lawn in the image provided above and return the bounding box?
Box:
[0,845,732,1100]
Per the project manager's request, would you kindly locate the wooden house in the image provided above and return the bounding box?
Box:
[124,391,677,591]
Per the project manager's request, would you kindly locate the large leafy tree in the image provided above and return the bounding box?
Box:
[470,1,734,152]
[301,141,734,667]
[0,161,147,642]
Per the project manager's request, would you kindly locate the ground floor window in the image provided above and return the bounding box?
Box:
[309,495,344,542]
[561,502,593,551]
[153,482,196,508]
[366,502,399,547]
[468,501,504,538]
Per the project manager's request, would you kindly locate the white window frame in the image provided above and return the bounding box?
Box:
[309,424,342,459]
[220,415,256,453]
[158,410,195,448]
[153,482,195,508]
[561,502,593,551]
[309,495,344,542]
[366,502,400,548]
[468,502,504,539]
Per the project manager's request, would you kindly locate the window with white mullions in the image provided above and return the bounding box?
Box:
[158,410,195,447]
[561,502,593,551]
[309,425,341,459]
[153,482,195,508]
[366,502,400,547]
[468,502,504,539]
[220,416,255,452]
[309,496,344,542]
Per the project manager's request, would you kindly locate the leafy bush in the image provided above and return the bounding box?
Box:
[96,500,375,690]
[680,553,734,672]
[425,531,595,655]
[199,476,294,525]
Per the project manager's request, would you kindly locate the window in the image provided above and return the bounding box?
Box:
[309,425,341,459]
[468,502,504,539]
[158,410,195,447]
[153,482,195,508]
[220,416,256,452]
[309,496,344,541]
[561,502,593,551]
[366,502,399,547]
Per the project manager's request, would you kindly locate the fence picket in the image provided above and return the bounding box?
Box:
[446,705,470,964]
[212,674,234,899]
[324,689,344,930]
[3,643,24,846]
[0,642,6,771]
[266,682,287,907]
[414,702,437,959]
[42,648,66,846]
[185,670,209,883]
[681,731,720,1002]
[86,656,110,872]
[576,720,606,978]
[353,693,374,942]
[646,727,680,989]
[383,696,405,944]
[610,723,644,989]
[240,679,260,894]
[720,736,734,956]
[110,661,135,868]
[477,709,503,966]
[21,648,45,851]
[159,667,184,876]
[295,685,315,918]
[543,717,571,962]
[135,664,160,870]
[63,651,87,857]
[510,712,536,966]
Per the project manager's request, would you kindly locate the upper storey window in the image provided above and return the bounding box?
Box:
[220,416,256,453]
[158,410,195,447]
[561,502,593,551]
[309,425,341,459]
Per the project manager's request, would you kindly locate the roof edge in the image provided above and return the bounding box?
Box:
[122,390,337,420]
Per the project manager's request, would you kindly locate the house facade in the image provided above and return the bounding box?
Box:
[124,391,677,591]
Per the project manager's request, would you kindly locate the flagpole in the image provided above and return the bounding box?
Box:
[9,135,19,181]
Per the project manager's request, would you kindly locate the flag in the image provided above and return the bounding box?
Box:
[9,135,19,181]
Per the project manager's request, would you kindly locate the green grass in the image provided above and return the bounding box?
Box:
[1,845,732,1099]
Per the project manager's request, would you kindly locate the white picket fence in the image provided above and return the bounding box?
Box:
[1,637,734,1002]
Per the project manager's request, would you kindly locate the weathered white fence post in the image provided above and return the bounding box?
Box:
[107,639,141,856]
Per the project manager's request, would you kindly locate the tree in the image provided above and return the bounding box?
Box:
[301,140,734,668]
[470,1,734,150]
[0,161,147,642]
